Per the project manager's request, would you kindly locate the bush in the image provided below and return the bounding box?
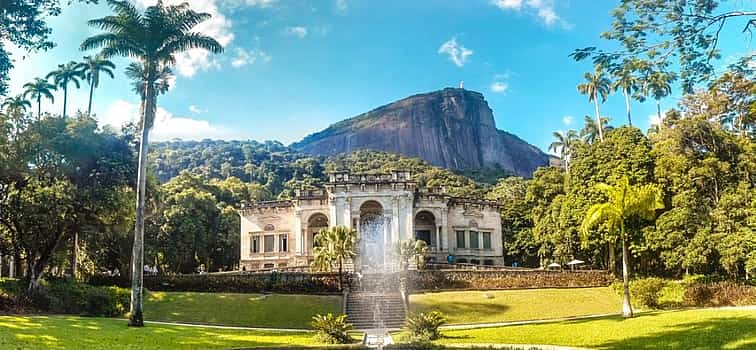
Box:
[31,278,130,317]
[311,313,353,344]
[684,281,756,307]
[630,277,668,309]
[405,311,446,341]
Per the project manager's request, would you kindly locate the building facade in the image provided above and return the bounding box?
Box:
[238,171,503,271]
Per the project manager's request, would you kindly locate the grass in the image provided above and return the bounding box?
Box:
[143,291,342,329]
[410,287,621,324]
[0,315,321,350]
[435,308,756,349]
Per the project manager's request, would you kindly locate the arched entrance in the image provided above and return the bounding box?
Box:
[307,213,328,255]
[359,201,385,270]
[414,211,437,247]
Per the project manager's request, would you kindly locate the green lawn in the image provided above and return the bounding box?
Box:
[436,309,756,349]
[0,315,321,350]
[143,291,342,329]
[410,287,621,324]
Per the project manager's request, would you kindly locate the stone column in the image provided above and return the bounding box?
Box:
[391,197,400,244]
[294,215,303,255]
[329,197,338,228]
[343,197,352,229]
[0,254,3,278]
[8,256,14,279]
[437,225,443,251]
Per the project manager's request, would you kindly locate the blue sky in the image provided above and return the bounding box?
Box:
[6,0,755,153]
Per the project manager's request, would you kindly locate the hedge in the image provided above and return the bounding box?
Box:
[89,272,348,294]
[407,270,613,291]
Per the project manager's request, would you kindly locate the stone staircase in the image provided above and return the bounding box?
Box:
[345,291,406,330]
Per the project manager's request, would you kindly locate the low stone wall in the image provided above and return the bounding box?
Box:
[407,270,613,292]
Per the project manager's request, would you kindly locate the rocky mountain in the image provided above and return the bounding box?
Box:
[291,88,549,178]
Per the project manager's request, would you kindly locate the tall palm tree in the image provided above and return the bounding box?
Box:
[644,71,674,129]
[580,115,614,144]
[81,0,223,327]
[581,178,663,318]
[46,61,85,118]
[612,68,639,126]
[577,67,612,142]
[82,54,116,116]
[23,78,57,119]
[311,226,357,291]
[549,129,579,172]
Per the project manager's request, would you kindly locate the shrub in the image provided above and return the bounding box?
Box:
[311,313,353,344]
[684,281,756,307]
[630,277,668,309]
[405,311,446,341]
[31,278,130,317]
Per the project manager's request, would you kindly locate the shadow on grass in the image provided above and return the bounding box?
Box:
[593,316,756,350]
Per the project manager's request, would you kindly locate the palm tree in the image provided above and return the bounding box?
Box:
[581,178,663,318]
[643,71,674,129]
[46,61,85,118]
[1,95,32,117]
[81,0,223,327]
[23,78,57,119]
[398,238,430,271]
[311,226,357,291]
[549,129,579,172]
[82,54,116,116]
[577,67,612,142]
[580,115,614,144]
[612,68,639,126]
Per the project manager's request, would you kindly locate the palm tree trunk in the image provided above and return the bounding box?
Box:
[656,100,662,129]
[593,92,604,142]
[623,89,632,126]
[37,96,42,120]
[608,242,616,276]
[62,86,68,118]
[621,228,633,318]
[87,81,95,116]
[129,83,155,328]
[72,231,78,280]
[338,258,343,292]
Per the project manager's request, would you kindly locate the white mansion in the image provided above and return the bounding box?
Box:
[238,171,504,271]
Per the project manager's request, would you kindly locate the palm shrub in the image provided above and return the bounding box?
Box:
[311,313,353,344]
[405,311,446,341]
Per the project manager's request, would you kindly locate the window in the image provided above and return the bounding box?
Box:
[264,235,275,253]
[279,234,288,252]
[251,235,260,253]
[469,231,479,249]
[484,259,494,266]
[470,259,480,265]
[263,263,275,269]
[415,230,431,245]
[482,232,492,250]
[456,231,466,248]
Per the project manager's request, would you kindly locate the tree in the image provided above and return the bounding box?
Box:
[571,0,756,92]
[82,0,223,327]
[643,71,675,128]
[580,115,613,145]
[581,178,663,318]
[398,239,430,270]
[1,95,32,117]
[81,54,116,116]
[46,61,85,118]
[0,0,97,96]
[22,78,56,119]
[612,66,640,126]
[549,130,579,172]
[577,67,612,142]
[311,226,357,291]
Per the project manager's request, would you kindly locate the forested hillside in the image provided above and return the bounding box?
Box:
[149,141,503,199]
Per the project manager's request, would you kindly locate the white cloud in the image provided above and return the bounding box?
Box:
[101,100,242,141]
[491,0,564,27]
[133,0,233,77]
[231,47,271,68]
[189,105,203,114]
[490,81,508,94]
[562,115,573,126]
[221,0,277,7]
[335,0,348,11]
[438,37,473,67]
[648,112,666,126]
[285,26,308,38]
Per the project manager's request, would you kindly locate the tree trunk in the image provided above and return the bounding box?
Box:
[623,89,632,126]
[87,81,95,116]
[593,92,604,142]
[621,233,633,318]
[608,242,616,276]
[62,86,68,118]
[656,100,662,129]
[72,232,78,280]
[338,258,343,292]
[37,96,42,120]
[129,81,156,328]
[0,254,3,278]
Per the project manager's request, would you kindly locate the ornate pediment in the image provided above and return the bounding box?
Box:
[462,208,484,219]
